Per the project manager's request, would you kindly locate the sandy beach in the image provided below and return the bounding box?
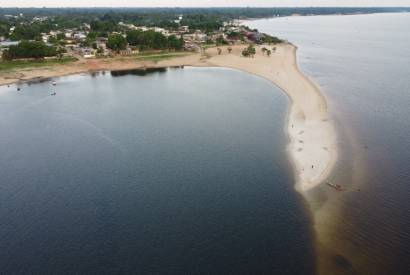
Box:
[0,43,336,192]
[205,44,337,192]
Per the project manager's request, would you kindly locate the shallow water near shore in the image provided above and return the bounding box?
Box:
[248,12,410,274]
[0,67,316,273]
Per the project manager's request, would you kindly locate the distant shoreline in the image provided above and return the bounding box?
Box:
[239,10,410,25]
[0,43,336,192]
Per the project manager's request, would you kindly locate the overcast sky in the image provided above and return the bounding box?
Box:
[2,1,410,8]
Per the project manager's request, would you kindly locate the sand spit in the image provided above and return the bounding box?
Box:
[0,43,336,192]
[204,44,337,192]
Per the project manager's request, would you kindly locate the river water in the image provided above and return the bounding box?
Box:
[0,67,316,274]
[247,12,410,275]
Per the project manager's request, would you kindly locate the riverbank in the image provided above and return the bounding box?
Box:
[0,43,336,192]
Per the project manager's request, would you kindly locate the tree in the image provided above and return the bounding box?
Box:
[9,25,41,41]
[56,47,66,59]
[0,21,10,39]
[56,33,66,40]
[127,30,183,51]
[205,38,214,44]
[107,34,127,51]
[242,45,256,58]
[126,30,144,46]
[153,32,168,49]
[168,35,184,50]
[247,44,256,57]
[227,31,240,39]
[2,41,57,60]
[262,35,283,45]
[216,35,228,45]
[266,49,271,57]
[242,49,249,57]
[48,35,58,44]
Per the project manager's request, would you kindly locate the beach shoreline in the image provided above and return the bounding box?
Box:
[0,43,336,192]
[204,44,337,192]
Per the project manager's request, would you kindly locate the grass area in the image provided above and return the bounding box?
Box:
[134,52,191,62]
[0,57,78,71]
[203,44,217,49]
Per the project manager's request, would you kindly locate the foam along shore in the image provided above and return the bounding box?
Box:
[204,44,337,192]
[0,44,336,191]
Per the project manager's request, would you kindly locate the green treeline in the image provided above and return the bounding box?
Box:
[125,30,183,51]
[2,41,59,60]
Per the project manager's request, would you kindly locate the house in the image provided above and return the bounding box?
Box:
[183,41,201,52]
[73,33,87,41]
[95,37,108,50]
[246,32,265,42]
[0,41,20,57]
[193,30,207,42]
[41,33,50,43]
[78,47,96,58]
[179,26,189,33]
[153,27,169,36]
[136,26,149,32]
[32,16,48,22]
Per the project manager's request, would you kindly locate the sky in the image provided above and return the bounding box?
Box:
[1,1,410,8]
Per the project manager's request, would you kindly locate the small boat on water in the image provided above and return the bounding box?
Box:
[326,181,343,191]
[50,92,56,96]
[52,81,57,86]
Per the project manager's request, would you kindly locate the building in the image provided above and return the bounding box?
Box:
[0,41,19,47]
[73,33,87,41]
[246,32,265,42]
[41,33,50,43]
[80,47,96,58]
[183,41,201,52]
[179,26,189,33]
[95,37,108,49]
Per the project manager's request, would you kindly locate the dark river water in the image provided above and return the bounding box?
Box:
[0,67,315,274]
[247,12,410,275]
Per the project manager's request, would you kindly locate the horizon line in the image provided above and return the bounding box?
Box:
[2,6,410,8]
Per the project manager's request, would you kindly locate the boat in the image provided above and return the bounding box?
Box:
[52,81,57,86]
[326,181,343,191]
[50,92,56,96]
